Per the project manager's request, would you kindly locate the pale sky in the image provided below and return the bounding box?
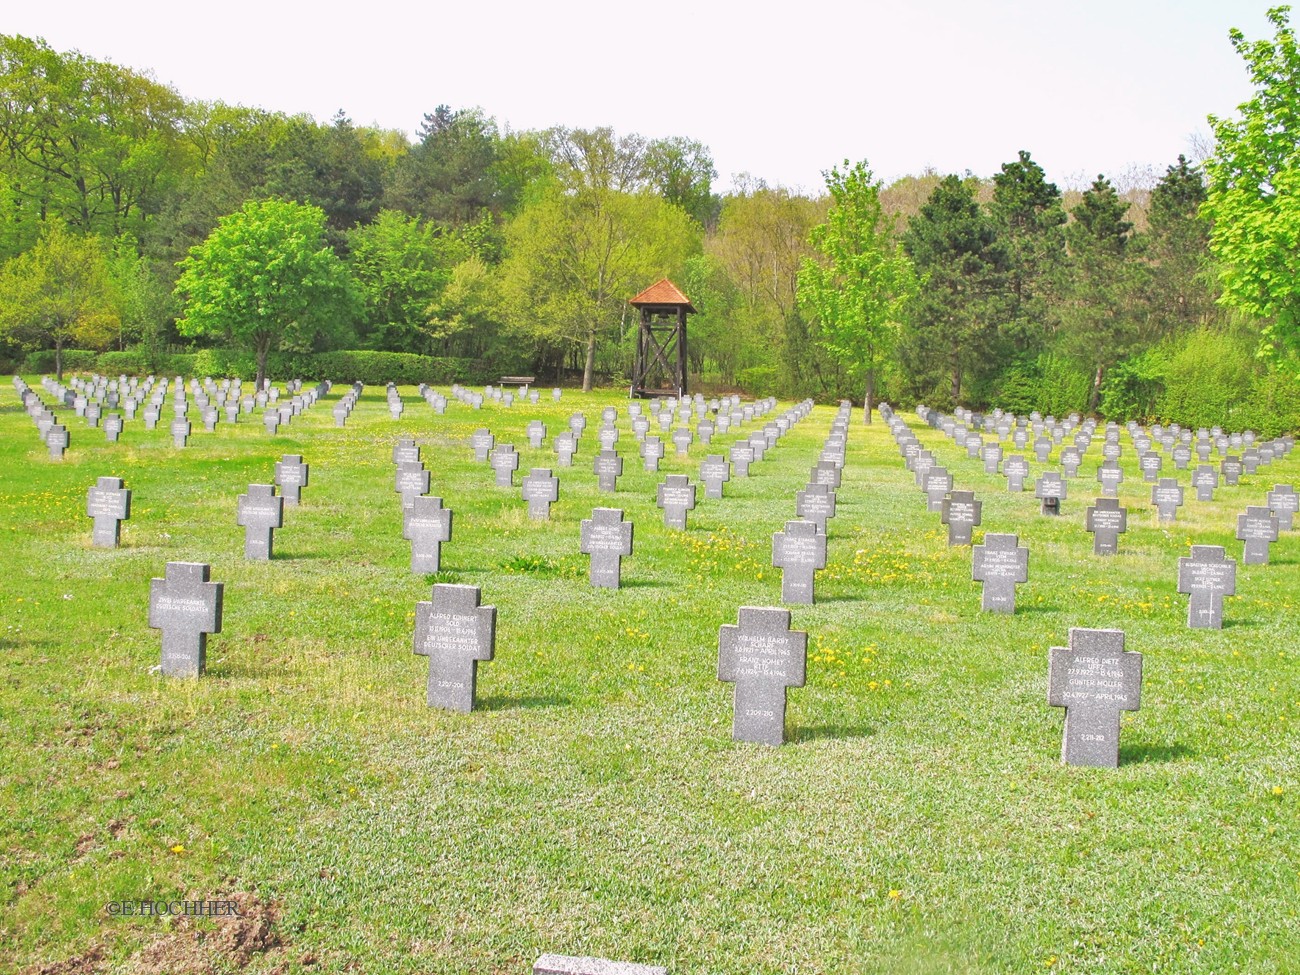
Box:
[7,0,1279,193]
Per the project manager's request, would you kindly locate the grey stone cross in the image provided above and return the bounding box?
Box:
[521,468,559,519]
[149,562,223,678]
[657,474,696,529]
[717,606,807,746]
[1236,506,1279,564]
[237,484,284,560]
[1047,628,1142,767]
[274,454,309,505]
[1177,545,1236,629]
[1085,497,1128,555]
[700,454,731,498]
[941,490,981,545]
[971,532,1028,612]
[579,507,633,588]
[404,496,452,573]
[489,444,520,487]
[772,520,826,604]
[413,583,496,712]
[87,476,131,548]
[795,482,836,533]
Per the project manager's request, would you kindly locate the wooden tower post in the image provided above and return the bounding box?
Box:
[629,278,694,398]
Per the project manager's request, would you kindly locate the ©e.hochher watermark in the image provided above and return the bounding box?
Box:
[106,900,243,917]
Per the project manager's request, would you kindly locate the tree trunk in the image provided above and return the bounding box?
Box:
[1089,363,1104,413]
[256,335,272,391]
[863,368,875,425]
[55,337,64,382]
[582,329,596,393]
[950,364,961,405]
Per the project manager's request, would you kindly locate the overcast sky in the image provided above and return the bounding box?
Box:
[7,0,1278,193]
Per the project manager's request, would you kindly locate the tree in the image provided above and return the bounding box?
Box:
[797,160,915,423]
[0,220,118,379]
[988,150,1067,350]
[1204,6,1300,358]
[346,209,468,351]
[1060,175,1141,410]
[900,174,1008,405]
[644,137,718,225]
[1144,155,1219,335]
[498,185,697,390]
[388,107,503,225]
[173,199,354,387]
[710,180,827,393]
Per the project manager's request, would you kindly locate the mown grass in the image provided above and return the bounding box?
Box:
[0,380,1296,974]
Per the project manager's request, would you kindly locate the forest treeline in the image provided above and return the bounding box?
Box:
[1,27,1297,433]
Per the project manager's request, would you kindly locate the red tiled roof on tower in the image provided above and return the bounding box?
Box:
[629,278,695,312]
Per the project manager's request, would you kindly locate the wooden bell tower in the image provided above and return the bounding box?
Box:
[629,278,694,398]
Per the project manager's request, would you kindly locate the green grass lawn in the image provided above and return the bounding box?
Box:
[1,380,1296,975]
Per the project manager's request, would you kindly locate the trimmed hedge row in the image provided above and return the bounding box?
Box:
[19,349,499,385]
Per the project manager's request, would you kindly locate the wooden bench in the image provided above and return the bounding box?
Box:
[499,375,535,388]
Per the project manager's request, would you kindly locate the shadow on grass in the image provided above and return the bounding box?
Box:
[618,578,664,589]
[1015,602,1060,615]
[478,693,571,711]
[1221,617,1259,629]
[790,723,876,743]
[1121,741,1195,764]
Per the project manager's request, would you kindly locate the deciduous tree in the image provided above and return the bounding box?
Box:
[797,160,915,423]
[173,199,354,387]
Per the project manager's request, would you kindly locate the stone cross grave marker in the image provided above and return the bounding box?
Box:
[941,490,982,545]
[657,474,696,529]
[527,420,547,449]
[237,484,284,560]
[1085,497,1128,555]
[1173,444,1192,469]
[1060,447,1081,478]
[104,414,123,442]
[521,468,559,519]
[982,442,1003,474]
[47,424,70,460]
[971,532,1028,612]
[1097,461,1123,498]
[262,411,280,435]
[274,454,309,505]
[395,461,430,516]
[579,507,633,588]
[1035,472,1066,515]
[1266,484,1298,531]
[489,444,519,487]
[1004,455,1029,492]
[1151,478,1184,522]
[641,436,664,472]
[553,431,576,467]
[1047,628,1142,768]
[170,417,191,448]
[924,467,952,512]
[1177,545,1236,629]
[149,562,223,678]
[1221,455,1243,485]
[86,476,131,547]
[393,438,421,465]
[717,607,807,746]
[730,442,754,477]
[672,428,693,456]
[811,460,841,490]
[1140,451,1163,482]
[404,496,452,573]
[1192,465,1218,501]
[599,425,620,451]
[413,583,496,712]
[534,955,666,975]
[594,449,623,492]
[472,428,495,462]
[1236,506,1279,564]
[700,454,731,498]
[795,482,836,533]
[772,520,826,604]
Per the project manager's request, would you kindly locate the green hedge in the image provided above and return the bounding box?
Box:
[13,347,493,386]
